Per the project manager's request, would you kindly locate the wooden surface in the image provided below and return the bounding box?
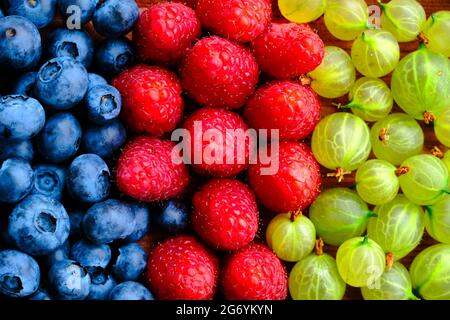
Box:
[131,0,450,300]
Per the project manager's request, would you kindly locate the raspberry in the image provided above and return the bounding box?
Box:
[251,21,325,79]
[143,0,197,8]
[112,65,183,136]
[192,179,259,250]
[180,36,259,109]
[145,235,219,300]
[134,3,201,65]
[116,136,190,202]
[244,81,321,140]
[196,0,271,43]
[182,107,250,177]
[248,141,322,213]
[221,243,288,300]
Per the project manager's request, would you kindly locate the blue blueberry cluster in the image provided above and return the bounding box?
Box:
[0,1,174,300]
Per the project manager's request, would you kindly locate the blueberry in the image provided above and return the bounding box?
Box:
[36,112,82,164]
[70,239,111,269]
[8,194,70,256]
[45,239,70,266]
[5,0,57,29]
[0,95,45,141]
[85,84,121,124]
[48,259,91,300]
[82,119,126,159]
[87,270,116,300]
[109,281,154,300]
[68,208,84,240]
[12,72,37,96]
[66,154,110,203]
[124,202,150,243]
[0,139,34,162]
[0,158,34,203]
[58,0,99,25]
[46,28,94,68]
[95,38,134,75]
[29,288,52,300]
[82,199,135,244]
[93,0,139,38]
[0,249,40,298]
[31,164,66,201]
[88,72,107,90]
[156,200,189,234]
[35,57,88,110]
[111,243,147,282]
[0,16,42,70]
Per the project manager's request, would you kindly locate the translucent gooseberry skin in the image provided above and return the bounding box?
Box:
[351,29,400,78]
[398,154,449,206]
[311,112,371,173]
[410,244,450,300]
[343,77,393,122]
[423,11,450,58]
[336,236,386,288]
[324,0,369,41]
[379,0,426,42]
[355,159,399,205]
[278,0,326,23]
[309,188,374,246]
[308,46,356,99]
[266,213,316,262]
[443,151,450,182]
[425,195,450,245]
[361,262,419,300]
[370,113,424,165]
[435,108,450,147]
[289,252,346,300]
[368,195,425,260]
[391,46,450,121]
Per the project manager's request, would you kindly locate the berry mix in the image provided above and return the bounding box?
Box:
[0,0,449,301]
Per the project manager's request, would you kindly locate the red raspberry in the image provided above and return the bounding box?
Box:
[192,179,259,250]
[145,235,219,300]
[144,0,197,8]
[112,65,183,136]
[244,81,321,140]
[251,22,325,79]
[196,0,271,43]
[221,243,288,300]
[180,36,259,109]
[182,107,250,177]
[248,141,322,213]
[134,3,201,65]
[116,136,190,202]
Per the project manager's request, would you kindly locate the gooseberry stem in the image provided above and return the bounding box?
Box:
[423,111,436,124]
[327,168,351,182]
[331,102,342,109]
[418,38,428,47]
[362,235,369,245]
[299,75,312,86]
[367,211,378,218]
[379,128,389,145]
[315,239,324,256]
[395,166,410,176]
[386,252,394,271]
[340,102,360,110]
[431,146,444,158]
[290,209,302,222]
